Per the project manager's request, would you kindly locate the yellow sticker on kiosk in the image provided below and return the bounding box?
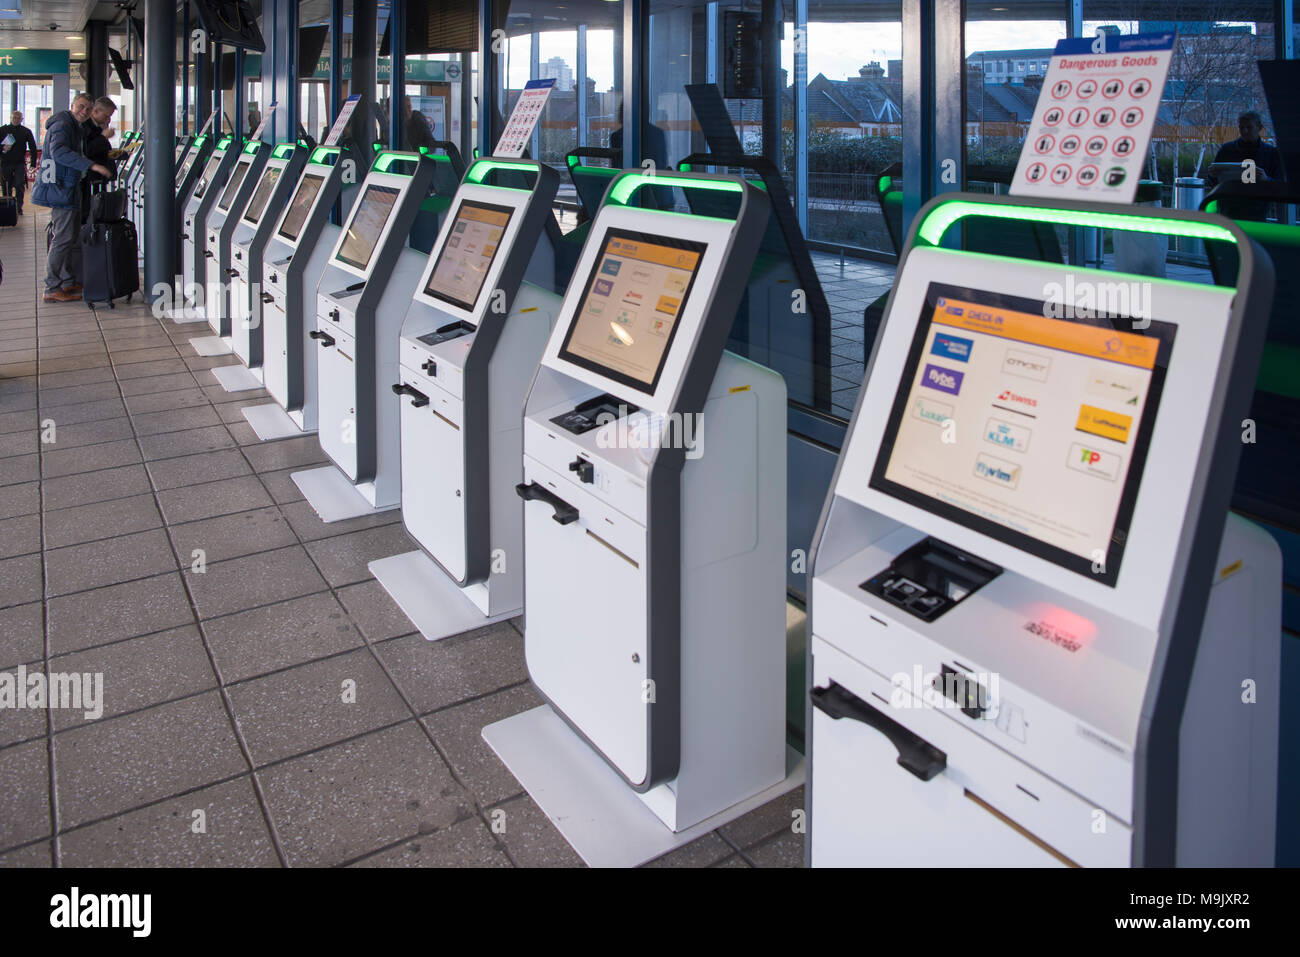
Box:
[1076,404,1132,443]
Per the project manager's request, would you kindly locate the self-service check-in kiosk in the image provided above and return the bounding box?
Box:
[178,134,235,322]
[482,171,802,867]
[368,157,561,640]
[226,141,309,385]
[200,138,271,377]
[243,145,351,442]
[807,196,1280,867]
[290,151,438,520]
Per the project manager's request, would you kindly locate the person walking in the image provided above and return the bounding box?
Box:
[31,93,112,303]
[0,110,38,215]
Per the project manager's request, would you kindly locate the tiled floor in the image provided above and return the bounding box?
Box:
[811,252,896,418]
[0,207,810,868]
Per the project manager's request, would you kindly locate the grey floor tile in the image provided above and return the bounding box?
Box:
[36,380,121,408]
[0,430,37,458]
[53,690,247,829]
[41,464,152,511]
[115,358,191,380]
[420,682,543,808]
[154,473,271,522]
[46,572,195,656]
[0,481,38,519]
[643,832,734,868]
[257,721,475,867]
[0,411,36,436]
[349,816,509,868]
[117,372,199,397]
[0,740,51,850]
[58,776,280,868]
[112,346,183,366]
[304,524,416,589]
[185,545,327,621]
[167,506,297,564]
[43,528,178,597]
[0,658,49,747]
[226,422,261,446]
[41,438,142,478]
[36,396,129,427]
[490,794,584,868]
[130,405,223,437]
[336,580,417,643]
[211,398,269,425]
[147,450,254,493]
[0,452,38,485]
[123,388,210,416]
[744,828,805,867]
[718,785,805,850]
[376,624,527,714]
[0,513,40,559]
[203,592,364,684]
[241,436,329,474]
[0,841,52,868]
[138,425,235,462]
[0,392,36,414]
[278,499,402,544]
[259,468,307,505]
[49,626,218,731]
[226,648,411,766]
[0,602,42,670]
[0,553,42,608]
[43,493,163,549]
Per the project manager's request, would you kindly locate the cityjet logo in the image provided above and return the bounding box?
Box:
[1042,275,1152,327]
[0,666,103,720]
[50,888,151,937]
[890,665,1001,718]
[595,407,704,460]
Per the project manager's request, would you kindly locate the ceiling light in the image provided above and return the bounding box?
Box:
[66,35,80,40]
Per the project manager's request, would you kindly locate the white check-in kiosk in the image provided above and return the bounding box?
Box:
[370,157,561,640]
[807,196,1280,867]
[484,171,799,867]
[179,134,238,311]
[201,138,270,352]
[248,145,352,440]
[290,151,438,520]
[226,141,309,384]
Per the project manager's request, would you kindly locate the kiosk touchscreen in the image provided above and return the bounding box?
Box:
[290,151,438,519]
[372,158,562,640]
[174,133,212,243]
[180,135,237,310]
[483,171,798,866]
[227,141,309,380]
[202,139,271,348]
[807,196,1279,867]
[250,144,352,441]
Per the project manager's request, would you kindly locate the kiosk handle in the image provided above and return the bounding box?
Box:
[309,330,335,347]
[810,682,947,782]
[515,482,579,526]
[391,383,429,408]
[261,293,274,304]
[226,268,238,277]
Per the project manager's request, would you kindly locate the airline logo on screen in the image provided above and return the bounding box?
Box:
[974,453,1021,489]
[921,364,964,396]
[931,332,974,362]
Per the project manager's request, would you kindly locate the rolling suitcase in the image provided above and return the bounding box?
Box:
[81,218,139,308]
[0,195,15,227]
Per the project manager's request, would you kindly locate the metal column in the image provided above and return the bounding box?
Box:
[794,0,808,234]
[353,0,378,153]
[1276,0,1295,60]
[182,2,191,133]
[86,20,109,100]
[389,0,405,149]
[577,25,588,147]
[760,0,781,168]
[623,0,647,168]
[144,0,177,302]
[900,0,963,238]
[331,0,344,122]
[529,27,540,159]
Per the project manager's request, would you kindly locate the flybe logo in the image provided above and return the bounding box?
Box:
[922,364,964,396]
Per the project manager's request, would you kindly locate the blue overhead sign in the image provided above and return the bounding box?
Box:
[0,49,70,75]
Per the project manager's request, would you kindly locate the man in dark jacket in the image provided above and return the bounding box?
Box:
[32,94,112,302]
[0,110,38,214]
[80,96,118,222]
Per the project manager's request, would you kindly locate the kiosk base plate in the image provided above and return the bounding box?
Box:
[291,466,398,523]
[369,550,515,642]
[188,335,232,356]
[211,364,263,392]
[482,706,805,867]
[242,403,312,441]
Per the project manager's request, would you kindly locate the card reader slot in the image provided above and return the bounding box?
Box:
[811,681,947,781]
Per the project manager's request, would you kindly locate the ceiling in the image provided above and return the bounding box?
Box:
[0,0,115,56]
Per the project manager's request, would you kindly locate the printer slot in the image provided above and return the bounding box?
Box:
[860,537,1001,622]
[550,393,640,435]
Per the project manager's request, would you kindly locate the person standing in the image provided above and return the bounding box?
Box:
[31,93,111,302]
[79,96,118,222]
[0,110,38,215]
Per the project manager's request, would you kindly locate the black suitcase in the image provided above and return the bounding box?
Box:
[0,195,15,227]
[80,219,139,307]
[89,188,128,223]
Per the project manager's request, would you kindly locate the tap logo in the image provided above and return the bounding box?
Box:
[921,364,964,396]
[1067,441,1120,480]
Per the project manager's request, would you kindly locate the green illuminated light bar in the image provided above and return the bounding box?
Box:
[878,175,894,194]
[608,172,742,207]
[272,143,296,159]
[309,146,340,164]
[215,135,232,150]
[464,158,536,185]
[242,140,260,154]
[371,151,420,174]
[416,146,451,162]
[916,200,1238,247]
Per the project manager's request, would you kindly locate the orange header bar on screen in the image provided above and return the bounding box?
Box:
[460,205,511,228]
[932,297,1159,370]
[605,237,701,271]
